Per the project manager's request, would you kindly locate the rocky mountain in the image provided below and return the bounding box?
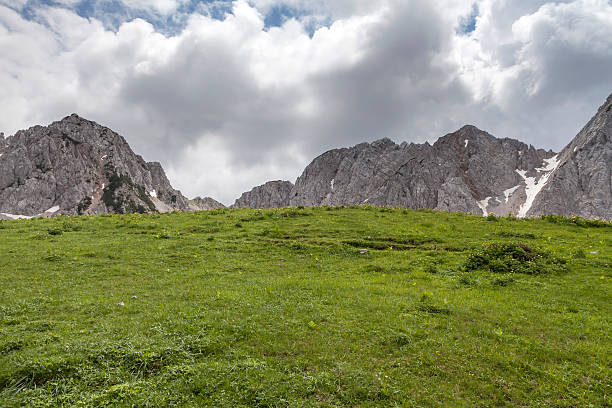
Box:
[2,95,609,220]
[190,196,226,210]
[0,114,190,219]
[287,127,555,216]
[231,180,294,209]
[528,94,611,220]
[234,93,611,220]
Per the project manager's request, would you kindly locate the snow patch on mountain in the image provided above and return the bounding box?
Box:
[476,197,491,216]
[516,155,560,218]
[503,185,520,203]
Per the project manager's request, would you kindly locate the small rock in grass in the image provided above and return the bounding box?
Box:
[589,251,599,255]
[117,302,125,306]
[359,249,368,254]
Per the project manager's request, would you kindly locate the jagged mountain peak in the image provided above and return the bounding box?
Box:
[59,113,88,123]
[435,125,484,147]
[0,114,190,219]
[369,137,397,149]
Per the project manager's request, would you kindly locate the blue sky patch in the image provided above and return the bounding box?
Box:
[264,4,300,28]
[11,0,326,36]
[457,3,478,35]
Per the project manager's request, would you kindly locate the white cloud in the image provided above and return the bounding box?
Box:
[0,0,611,204]
[126,0,185,14]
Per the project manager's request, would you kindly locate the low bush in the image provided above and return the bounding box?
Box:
[496,231,537,239]
[541,214,610,228]
[464,242,566,275]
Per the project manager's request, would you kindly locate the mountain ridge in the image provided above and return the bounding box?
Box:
[1,93,610,220]
[232,93,611,220]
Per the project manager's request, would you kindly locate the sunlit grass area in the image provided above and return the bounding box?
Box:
[0,207,610,407]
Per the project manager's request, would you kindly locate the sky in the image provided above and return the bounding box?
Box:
[1,0,611,204]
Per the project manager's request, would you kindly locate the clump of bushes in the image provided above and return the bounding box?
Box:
[486,213,498,222]
[277,208,311,218]
[464,242,566,275]
[102,172,155,214]
[541,214,610,228]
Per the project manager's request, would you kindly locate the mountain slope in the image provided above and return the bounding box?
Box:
[232,181,294,209]
[189,196,226,210]
[0,114,190,218]
[528,94,612,220]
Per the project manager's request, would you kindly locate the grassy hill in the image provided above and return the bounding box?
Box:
[0,207,610,407]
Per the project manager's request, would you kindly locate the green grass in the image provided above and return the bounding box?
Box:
[0,206,610,407]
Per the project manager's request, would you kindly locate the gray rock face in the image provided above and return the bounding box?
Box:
[528,94,612,220]
[0,114,190,217]
[288,126,555,216]
[190,196,226,210]
[232,180,294,209]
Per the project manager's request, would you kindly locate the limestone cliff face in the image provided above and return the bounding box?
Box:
[528,94,612,220]
[231,181,294,209]
[0,114,190,218]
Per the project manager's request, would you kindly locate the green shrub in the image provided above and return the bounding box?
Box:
[464,242,565,275]
[278,208,310,218]
[541,214,610,228]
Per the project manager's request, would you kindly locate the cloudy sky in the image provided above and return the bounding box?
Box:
[1,0,611,204]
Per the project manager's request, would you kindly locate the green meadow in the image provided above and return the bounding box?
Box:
[0,207,610,407]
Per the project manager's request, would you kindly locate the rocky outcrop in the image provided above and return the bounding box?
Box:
[232,180,294,209]
[190,196,226,210]
[288,126,555,217]
[0,114,190,217]
[528,94,612,220]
